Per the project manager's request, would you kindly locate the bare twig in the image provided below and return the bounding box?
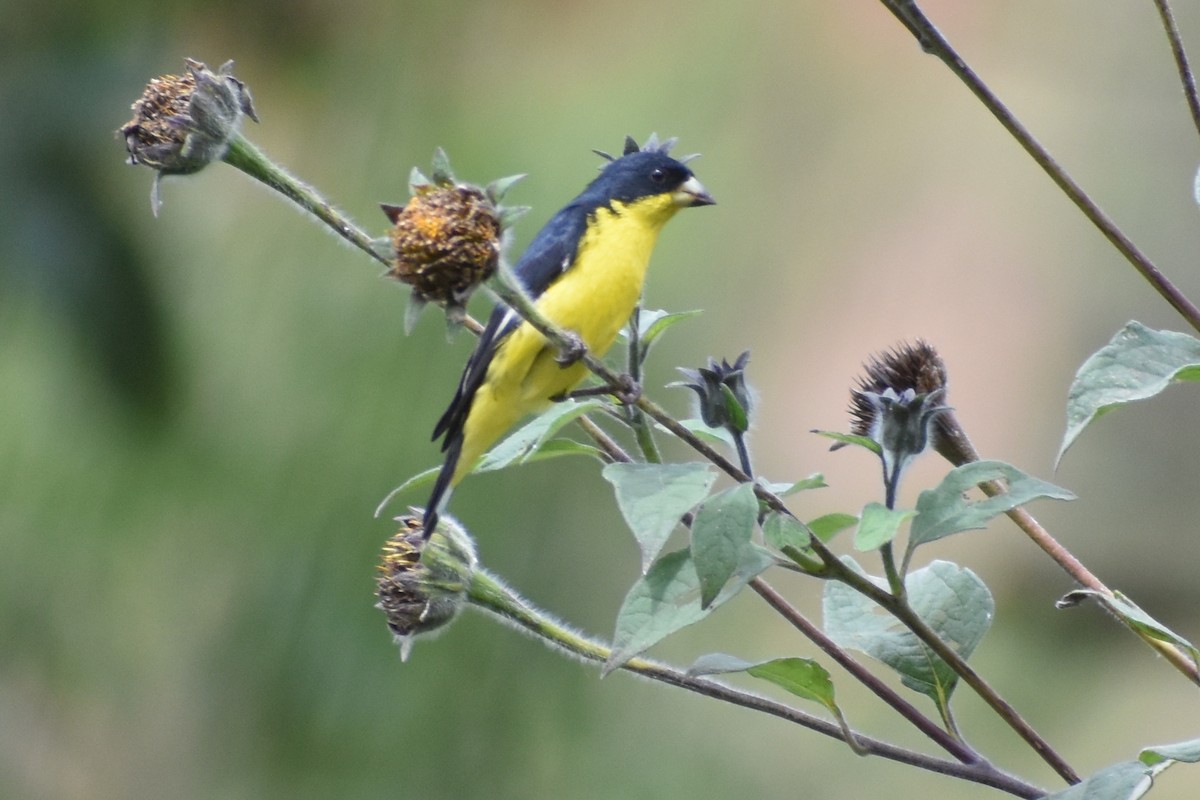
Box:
[879,0,1200,335]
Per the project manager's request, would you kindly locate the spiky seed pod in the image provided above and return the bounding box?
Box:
[375,513,478,660]
[849,340,948,439]
[119,58,257,214]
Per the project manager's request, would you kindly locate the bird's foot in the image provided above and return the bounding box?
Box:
[552,373,641,405]
[554,331,587,366]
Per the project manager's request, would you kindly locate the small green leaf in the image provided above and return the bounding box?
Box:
[408,166,430,191]
[374,438,604,517]
[1059,321,1200,465]
[1040,761,1152,800]
[908,460,1074,554]
[691,483,759,608]
[823,559,993,709]
[477,399,606,472]
[604,545,774,674]
[1059,589,1200,669]
[813,430,882,455]
[638,308,703,354]
[808,513,858,543]
[602,462,717,572]
[1141,737,1200,766]
[485,173,526,203]
[660,418,736,447]
[429,147,455,185]
[853,502,916,551]
[759,474,827,497]
[687,654,838,713]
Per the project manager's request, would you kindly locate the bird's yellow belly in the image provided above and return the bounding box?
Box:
[455,199,674,479]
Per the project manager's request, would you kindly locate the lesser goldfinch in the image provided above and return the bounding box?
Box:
[423,136,714,536]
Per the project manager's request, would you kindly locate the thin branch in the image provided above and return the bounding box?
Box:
[466,567,1045,799]
[935,415,1200,685]
[829,561,1080,785]
[1154,0,1200,141]
[879,0,1200,335]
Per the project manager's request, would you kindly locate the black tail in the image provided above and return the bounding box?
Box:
[423,435,462,539]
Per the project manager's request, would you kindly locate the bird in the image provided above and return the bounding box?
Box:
[421,135,714,538]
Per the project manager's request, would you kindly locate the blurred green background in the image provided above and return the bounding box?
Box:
[4,2,1200,798]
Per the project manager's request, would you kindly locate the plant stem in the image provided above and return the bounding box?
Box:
[490,259,1078,781]
[466,567,1044,799]
[935,415,1200,685]
[223,134,389,268]
[879,0,1200,335]
[749,578,982,762]
[829,560,1080,785]
[1154,0,1200,141]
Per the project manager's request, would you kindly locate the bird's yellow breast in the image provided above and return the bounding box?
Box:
[454,193,680,480]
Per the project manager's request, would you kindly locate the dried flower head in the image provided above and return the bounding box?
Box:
[381,149,526,329]
[849,340,947,438]
[847,341,952,501]
[376,512,478,660]
[120,58,258,215]
[677,351,753,434]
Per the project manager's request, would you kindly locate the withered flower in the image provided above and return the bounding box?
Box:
[376,512,478,661]
[120,58,258,215]
[381,150,526,328]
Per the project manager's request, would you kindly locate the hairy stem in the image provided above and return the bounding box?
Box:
[466,567,1044,798]
[223,134,388,267]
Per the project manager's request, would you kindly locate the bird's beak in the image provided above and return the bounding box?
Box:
[674,175,715,207]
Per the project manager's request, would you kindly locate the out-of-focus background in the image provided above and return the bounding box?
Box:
[4,2,1200,798]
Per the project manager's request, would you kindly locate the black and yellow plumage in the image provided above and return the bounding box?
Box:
[423,136,714,536]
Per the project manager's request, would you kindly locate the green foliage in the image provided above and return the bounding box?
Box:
[853,502,915,551]
[1058,589,1200,669]
[1059,321,1200,464]
[689,482,759,608]
[604,545,774,674]
[824,559,993,710]
[908,460,1074,555]
[602,462,717,572]
[687,653,839,714]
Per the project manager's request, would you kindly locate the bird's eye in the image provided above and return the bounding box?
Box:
[649,167,666,184]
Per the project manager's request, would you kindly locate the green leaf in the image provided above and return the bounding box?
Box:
[637,308,703,354]
[1059,589,1200,669]
[823,559,994,708]
[1141,737,1200,766]
[1040,761,1152,800]
[690,483,759,608]
[476,399,606,472]
[429,146,455,185]
[374,438,603,517]
[604,545,774,674]
[601,462,717,572]
[660,418,736,447]
[687,654,838,713]
[808,513,858,543]
[813,429,882,455]
[853,502,916,551]
[485,172,526,204]
[759,473,827,497]
[1058,321,1200,465]
[908,460,1074,554]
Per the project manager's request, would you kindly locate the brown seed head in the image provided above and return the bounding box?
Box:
[849,340,948,437]
[384,185,500,309]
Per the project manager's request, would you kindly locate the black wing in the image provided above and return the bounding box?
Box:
[430,203,587,450]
